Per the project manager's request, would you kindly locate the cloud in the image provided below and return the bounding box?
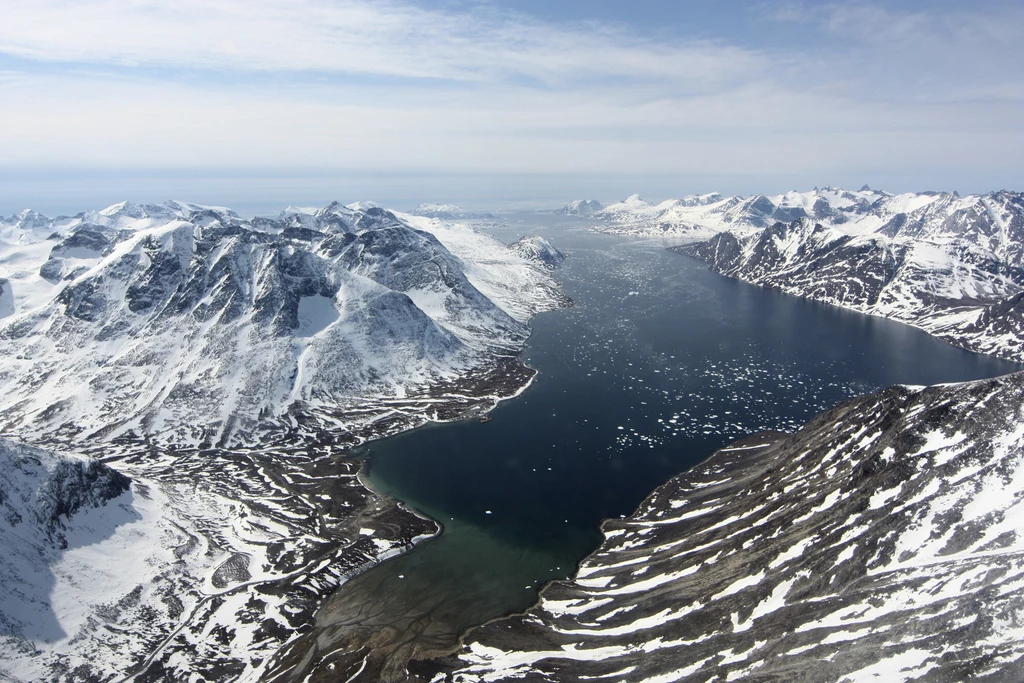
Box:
[764,1,1024,102]
[0,0,766,89]
[0,0,1021,195]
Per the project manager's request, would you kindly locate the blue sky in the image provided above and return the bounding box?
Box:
[1,0,1022,214]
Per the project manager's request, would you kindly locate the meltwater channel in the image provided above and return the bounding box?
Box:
[303,214,1023,674]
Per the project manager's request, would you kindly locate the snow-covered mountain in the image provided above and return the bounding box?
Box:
[0,209,61,245]
[0,439,135,654]
[430,371,1024,681]
[0,199,568,681]
[589,191,776,237]
[677,190,1024,361]
[587,186,1024,241]
[556,199,603,217]
[0,438,130,553]
[0,200,566,447]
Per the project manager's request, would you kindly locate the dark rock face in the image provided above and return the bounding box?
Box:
[683,231,741,270]
[728,194,779,227]
[968,291,1024,344]
[50,228,113,257]
[0,438,130,549]
[0,278,12,318]
[429,372,1024,682]
[676,217,1024,361]
[679,221,901,309]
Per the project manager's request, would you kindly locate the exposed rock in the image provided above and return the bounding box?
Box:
[509,235,566,269]
[0,278,12,318]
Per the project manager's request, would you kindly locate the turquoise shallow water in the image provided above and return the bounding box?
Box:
[342,214,1023,653]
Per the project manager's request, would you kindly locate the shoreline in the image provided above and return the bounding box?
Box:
[422,374,1024,681]
[669,243,1024,365]
[254,352,552,682]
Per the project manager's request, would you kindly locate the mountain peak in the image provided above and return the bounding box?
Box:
[556,199,603,216]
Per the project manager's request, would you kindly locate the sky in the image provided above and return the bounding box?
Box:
[1,0,1023,214]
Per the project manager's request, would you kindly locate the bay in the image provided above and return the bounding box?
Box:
[305,215,1022,675]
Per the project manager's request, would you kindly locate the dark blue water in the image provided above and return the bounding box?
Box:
[338,215,1022,647]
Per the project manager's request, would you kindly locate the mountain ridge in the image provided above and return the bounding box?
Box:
[582,187,1024,242]
[0,200,567,447]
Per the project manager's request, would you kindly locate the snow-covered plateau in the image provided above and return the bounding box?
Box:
[428,370,1024,682]
[0,200,568,681]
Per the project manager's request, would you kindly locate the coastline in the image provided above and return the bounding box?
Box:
[253,349,554,682]
[669,242,1024,365]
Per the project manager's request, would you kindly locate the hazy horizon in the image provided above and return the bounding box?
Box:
[2,0,1022,216]
[1,168,1015,219]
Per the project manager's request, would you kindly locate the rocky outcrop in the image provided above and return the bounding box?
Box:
[509,235,566,269]
[0,278,12,318]
[0,438,130,549]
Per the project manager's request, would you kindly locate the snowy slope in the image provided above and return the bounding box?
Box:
[0,210,61,245]
[433,372,1024,682]
[0,439,134,663]
[0,435,438,683]
[0,201,566,447]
